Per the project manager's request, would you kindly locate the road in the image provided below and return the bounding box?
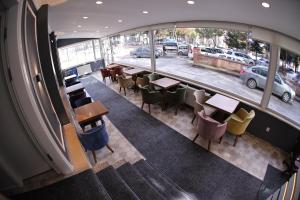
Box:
[115,55,300,126]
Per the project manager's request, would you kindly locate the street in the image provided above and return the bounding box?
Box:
[115,55,300,125]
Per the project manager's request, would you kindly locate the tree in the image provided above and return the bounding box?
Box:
[250,40,263,61]
[224,31,247,50]
[195,28,224,47]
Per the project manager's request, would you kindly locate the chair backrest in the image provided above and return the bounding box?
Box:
[194,90,206,104]
[140,85,161,104]
[75,97,92,108]
[118,76,132,87]
[148,73,160,81]
[79,124,109,151]
[196,110,227,140]
[114,67,123,75]
[136,77,146,87]
[176,85,187,103]
[69,91,86,108]
[227,108,255,135]
[100,69,111,77]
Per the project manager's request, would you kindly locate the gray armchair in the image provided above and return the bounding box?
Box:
[165,85,187,115]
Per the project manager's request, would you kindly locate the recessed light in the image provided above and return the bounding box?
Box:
[118,19,123,23]
[96,1,103,5]
[104,26,109,29]
[73,30,77,33]
[96,30,100,32]
[261,2,270,8]
[187,1,195,5]
[83,16,88,19]
[142,10,149,14]
[77,25,82,28]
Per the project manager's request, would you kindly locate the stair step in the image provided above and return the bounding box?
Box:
[133,160,192,200]
[96,166,140,200]
[117,162,166,200]
[13,169,112,200]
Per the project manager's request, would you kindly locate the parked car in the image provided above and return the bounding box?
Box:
[162,39,177,54]
[224,50,255,65]
[240,66,296,103]
[130,47,161,58]
[177,44,189,56]
[255,58,269,66]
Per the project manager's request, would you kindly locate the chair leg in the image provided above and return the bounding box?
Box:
[141,102,144,109]
[175,105,178,115]
[219,136,223,144]
[92,151,97,163]
[233,136,239,146]
[148,104,151,114]
[123,87,126,96]
[119,86,122,93]
[208,140,211,151]
[191,114,196,124]
[106,144,114,153]
[192,134,199,142]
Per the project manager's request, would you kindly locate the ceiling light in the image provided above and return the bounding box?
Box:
[96,30,100,32]
[118,19,123,23]
[96,1,103,4]
[73,30,77,33]
[77,25,82,28]
[261,2,270,8]
[142,10,149,14]
[187,1,195,5]
[83,16,88,19]
[104,26,109,29]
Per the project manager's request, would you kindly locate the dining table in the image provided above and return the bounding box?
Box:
[65,83,85,95]
[150,77,181,90]
[205,93,239,114]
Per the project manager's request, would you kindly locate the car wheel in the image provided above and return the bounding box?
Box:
[249,62,254,65]
[247,78,257,89]
[282,92,291,103]
[178,52,183,56]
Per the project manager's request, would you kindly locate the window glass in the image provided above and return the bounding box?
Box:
[111,32,151,69]
[101,38,112,65]
[93,39,101,59]
[267,48,300,125]
[154,27,270,104]
[58,40,96,69]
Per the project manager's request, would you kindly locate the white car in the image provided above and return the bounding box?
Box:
[223,50,255,65]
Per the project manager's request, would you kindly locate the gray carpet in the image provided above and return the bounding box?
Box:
[81,76,280,200]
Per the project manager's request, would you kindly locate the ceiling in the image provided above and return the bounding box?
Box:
[46,0,300,41]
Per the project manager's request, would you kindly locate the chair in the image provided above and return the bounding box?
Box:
[225,108,255,146]
[165,85,187,115]
[69,90,86,108]
[148,73,162,91]
[140,85,163,114]
[118,76,134,96]
[65,79,80,87]
[74,97,92,108]
[110,66,123,81]
[193,110,227,151]
[78,123,114,163]
[191,90,217,124]
[100,69,111,82]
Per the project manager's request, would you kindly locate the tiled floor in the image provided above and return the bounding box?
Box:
[93,72,288,180]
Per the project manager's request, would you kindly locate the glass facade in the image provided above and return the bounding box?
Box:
[111,31,151,69]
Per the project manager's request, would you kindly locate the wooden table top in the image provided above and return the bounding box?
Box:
[65,83,84,94]
[124,68,145,76]
[106,64,121,69]
[150,77,181,89]
[205,94,239,114]
[64,74,77,81]
[74,101,109,125]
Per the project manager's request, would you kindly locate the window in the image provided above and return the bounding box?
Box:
[111,32,151,69]
[154,27,270,104]
[58,40,98,69]
[93,39,101,59]
[267,48,300,125]
[101,38,112,65]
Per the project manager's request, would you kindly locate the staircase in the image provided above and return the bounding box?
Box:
[12,159,194,200]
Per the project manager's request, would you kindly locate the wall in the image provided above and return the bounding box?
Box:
[57,38,96,48]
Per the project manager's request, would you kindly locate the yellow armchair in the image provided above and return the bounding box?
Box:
[225,108,255,146]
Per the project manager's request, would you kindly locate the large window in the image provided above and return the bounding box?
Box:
[101,38,112,65]
[111,31,151,69]
[268,49,300,125]
[58,40,101,69]
[154,27,270,104]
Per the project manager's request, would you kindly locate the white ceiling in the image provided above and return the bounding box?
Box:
[47,0,300,41]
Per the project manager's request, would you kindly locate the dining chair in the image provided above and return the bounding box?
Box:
[191,90,217,124]
[140,85,163,114]
[193,110,227,151]
[110,66,123,82]
[65,79,80,87]
[100,68,111,83]
[69,90,86,108]
[74,97,92,108]
[225,108,255,146]
[118,76,134,96]
[148,73,162,91]
[165,85,187,115]
[78,122,114,163]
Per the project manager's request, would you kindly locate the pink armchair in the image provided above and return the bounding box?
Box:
[193,110,227,151]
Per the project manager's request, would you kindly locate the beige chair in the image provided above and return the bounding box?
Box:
[191,90,217,124]
[118,76,134,96]
[225,108,255,146]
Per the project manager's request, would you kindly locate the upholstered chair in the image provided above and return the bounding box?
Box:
[110,66,123,82]
[140,85,163,114]
[193,110,227,151]
[74,97,92,108]
[225,108,255,146]
[69,90,86,109]
[148,73,162,91]
[100,68,111,83]
[165,85,187,115]
[191,90,217,124]
[118,76,134,96]
[79,123,114,163]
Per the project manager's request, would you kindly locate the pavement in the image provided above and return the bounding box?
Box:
[114,55,300,126]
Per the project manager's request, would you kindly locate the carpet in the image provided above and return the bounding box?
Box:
[81,76,282,200]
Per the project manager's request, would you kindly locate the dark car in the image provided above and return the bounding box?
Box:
[130,47,160,58]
